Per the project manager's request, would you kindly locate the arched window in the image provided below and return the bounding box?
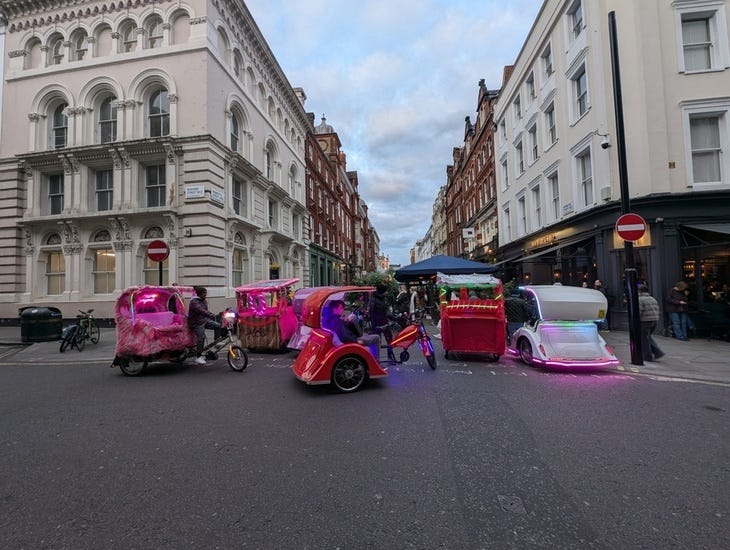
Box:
[94,24,113,57]
[99,96,117,143]
[265,147,273,180]
[170,11,190,44]
[288,165,296,196]
[148,89,170,137]
[120,21,137,53]
[232,233,248,287]
[233,51,243,79]
[25,37,42,69]
[46,250,65,295]
[146,15,163,48]
[70,30,88,61]
[217,27,230,65]
[52,104,68,148]
[230,112,240,152]
[49,35,64,65]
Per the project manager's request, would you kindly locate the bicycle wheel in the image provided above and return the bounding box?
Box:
[88,322,100,344]
[227,345,248,372]
[74,327,86,352]
[120,358,147,376]
[424,337,437,370]
[59,326,76,353]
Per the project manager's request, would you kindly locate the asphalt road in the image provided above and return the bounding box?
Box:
[1,352,728,549]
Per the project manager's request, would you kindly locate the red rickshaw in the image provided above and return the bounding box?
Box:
[436,272,506,361]
[234,278,299,350]
[291,286,389,392]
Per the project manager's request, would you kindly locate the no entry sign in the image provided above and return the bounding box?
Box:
[147,239,169,262]
[615,213,647,242]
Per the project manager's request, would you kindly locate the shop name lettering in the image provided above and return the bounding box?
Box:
[529,235,556,248]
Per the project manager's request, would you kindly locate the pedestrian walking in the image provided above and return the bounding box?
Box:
[638,284,665,362]
[665,281,689,340]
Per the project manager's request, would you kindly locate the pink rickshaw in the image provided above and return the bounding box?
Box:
[111,285,247,376]
[234,278,299,350]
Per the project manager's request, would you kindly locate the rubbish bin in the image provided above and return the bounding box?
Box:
[19,307,63,342]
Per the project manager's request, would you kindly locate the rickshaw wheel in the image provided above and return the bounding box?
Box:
[331,355,367,393]
[120,358,147,376]
[399,350,410,363]
[518,339,534,366]
[227,345,248,372]
[425,346,438,370]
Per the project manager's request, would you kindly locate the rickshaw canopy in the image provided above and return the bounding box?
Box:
[233,278,299,295]
[521,285,608,321]
[301,286,375,328]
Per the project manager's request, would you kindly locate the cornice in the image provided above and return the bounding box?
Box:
[3,0,172,33]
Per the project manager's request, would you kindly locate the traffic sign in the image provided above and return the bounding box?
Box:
[615,213,647,242]
[147,239,169,262]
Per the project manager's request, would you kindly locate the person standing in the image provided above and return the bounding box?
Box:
[638,284,665,362]
[665,281,689,340]
[395,285,410,314]
[369,284,392,342]
[504,292,531,345]
[188,286,222,365]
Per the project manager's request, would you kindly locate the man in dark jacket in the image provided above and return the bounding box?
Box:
[665,281,689,340]
[369,284,392,341]
[188,286,221,364]
[504,292,531,344]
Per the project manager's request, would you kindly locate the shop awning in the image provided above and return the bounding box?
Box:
[680,224,730,247]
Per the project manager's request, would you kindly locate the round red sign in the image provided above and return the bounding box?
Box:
[615,213,647,242]
[147,239,169,262]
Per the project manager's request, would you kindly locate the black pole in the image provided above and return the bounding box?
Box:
[608,11,643,366]
[158,261,163,286]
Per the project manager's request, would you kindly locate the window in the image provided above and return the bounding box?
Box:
[146,165,166,207]
[46,251,65,294]
[121,22,136,52]
[545,103,557,145]
[502,206,512,242]
[690,115,722,183]
[515,142,524,174]
[528,125,538,163]
[146,16,164,49]
[517,195,527,235]
[568,1,583,40]
[577,151,593,206]
[230,112,240,152]
[49,35,64,65]
[513,96,522,123]
[48,174,64,215]
[548,173,560,220]
[289,166,296,197]
[143,256,168,285]
[526,73,535,101]
[93,248,115,294]
[232,248,245,287]
[501,159,509,190]
[99,97,117,143]
[532,184,542,228]
[573,66,589,117]
[265,147,273,180]
[232,178,243,215]
[268,199,278,228]
[292,214,301,240]
[148,89,170,137]
[675,2,730,74]
[71,31,88,61]
[52,104,68,148]
[95,170,113,211]
[541,43,553,78]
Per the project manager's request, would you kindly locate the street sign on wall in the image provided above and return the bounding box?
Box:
[615,213,647,242]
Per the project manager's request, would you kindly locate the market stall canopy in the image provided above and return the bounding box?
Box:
[394,255,497,282]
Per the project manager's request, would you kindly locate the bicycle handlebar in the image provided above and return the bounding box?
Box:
[78,309,94,316]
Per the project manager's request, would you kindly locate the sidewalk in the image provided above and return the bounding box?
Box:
[1,325,729,385]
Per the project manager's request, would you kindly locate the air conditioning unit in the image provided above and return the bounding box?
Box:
[600,186,611,201]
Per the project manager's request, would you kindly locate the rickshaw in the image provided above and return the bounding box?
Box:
[437,272,506,361]
[234,278,299,350]
[292,286,389,392]
[286,286,321,351]
[111,285,248,376]
[506,285,620,369]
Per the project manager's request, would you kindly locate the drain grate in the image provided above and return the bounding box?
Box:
[498,494,527,514]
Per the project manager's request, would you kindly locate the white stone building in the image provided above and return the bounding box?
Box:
[494,0,730,330]
[0,0,310,320]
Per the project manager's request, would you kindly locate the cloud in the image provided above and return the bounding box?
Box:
[245,0,541,265]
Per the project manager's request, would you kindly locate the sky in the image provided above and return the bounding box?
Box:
[245,0,544,267]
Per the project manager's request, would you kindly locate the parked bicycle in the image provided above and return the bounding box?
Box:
[59,309,100,352]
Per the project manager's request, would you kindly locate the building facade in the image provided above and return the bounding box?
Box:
[0,0,311,319]
[493,0,730,330]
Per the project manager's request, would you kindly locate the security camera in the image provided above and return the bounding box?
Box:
[600,135,611,149]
